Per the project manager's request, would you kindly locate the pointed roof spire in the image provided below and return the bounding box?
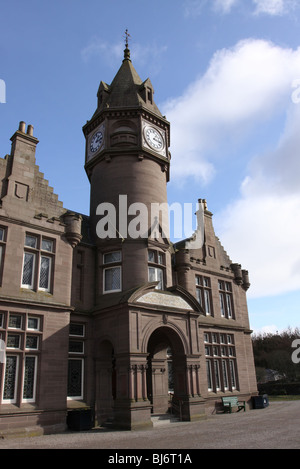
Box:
[91,32,163,118]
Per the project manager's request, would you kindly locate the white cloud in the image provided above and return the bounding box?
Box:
[253,0,297,16]
[213,0,239,14]
[81,37,123,64]
[184,0,238,16]
[162,39,300,184]
[214,103,300,299]
[81,38,167,76]
[163,39,300,299]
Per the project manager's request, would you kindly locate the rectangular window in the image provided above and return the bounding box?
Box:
[148,266,164,290]
[8,314,22,329]
[69,340,84,354]
[7,334,20,349]
[222,360,229,390]
[103,251,122,293]
[22,234,55,292]
[219,280,234,319]
[195,276,212,316]
[67,359,84,399]
[214,360,221,390]
[23,356,37,402]
[229,360,236,389]
[204,332,238,392]
[104,266,121,292]
[69,323,85,337]
[206,360,212,391]
[39,256,51,291]
[0,313,42,405]
[3,355,18,402]
[25,335,39,350]
[25,234,37,249]
[68,323,85,400]
[103,251,121,264]
[22,252,36,288]
[27,317,40,331]
[0,226,7,286]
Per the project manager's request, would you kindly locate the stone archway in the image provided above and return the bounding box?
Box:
[146,326,187,415]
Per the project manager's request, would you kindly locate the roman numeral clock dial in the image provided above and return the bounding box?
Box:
[142,123,166,157]
[90,131,103,153]
[87,123,105,161]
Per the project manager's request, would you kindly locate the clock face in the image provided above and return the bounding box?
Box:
[90,131,103,153]
[145,127,164,151]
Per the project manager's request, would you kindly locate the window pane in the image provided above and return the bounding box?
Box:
[41,239,53,252]
[104,267,121,291]
[148,266,156,282]
[22,252,35,287]
[222,360,229,389]
[103,251,121,264]
[69,340,84,354]
[0,228,4,241]
[8,314,22,329]
[68,359,83,398]
[219,293,225,316]
[69,323,84,337]
[39,256,51,290]
[204,290,211,315]
[229,360,236,388]
[3,356,18,401]
[196,288,202,305]
[206,360,212,390]
[25,235,37,249]
[26,335,38,349]
[27,317,39,330]
[226,294,233,318]
[148,250,155,262]
[156,268,164,290]
[214,360,220,389]
[7,334,20,348]
[23,356,36,400]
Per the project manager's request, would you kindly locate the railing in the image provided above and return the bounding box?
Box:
[169,393,183,421]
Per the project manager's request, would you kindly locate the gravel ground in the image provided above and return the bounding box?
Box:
[0,400,299,450]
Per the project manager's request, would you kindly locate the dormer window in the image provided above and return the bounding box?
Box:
[147,87,153,104]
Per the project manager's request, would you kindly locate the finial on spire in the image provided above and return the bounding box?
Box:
[123,29,131,61]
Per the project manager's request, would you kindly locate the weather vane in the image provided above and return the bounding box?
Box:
[124,29,131,49]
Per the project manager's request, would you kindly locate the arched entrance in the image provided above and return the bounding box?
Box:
[146,327,187,415]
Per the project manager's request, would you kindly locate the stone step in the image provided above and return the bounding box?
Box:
[151,413,180,427]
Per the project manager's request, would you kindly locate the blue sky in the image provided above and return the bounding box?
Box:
[1,0,300,334]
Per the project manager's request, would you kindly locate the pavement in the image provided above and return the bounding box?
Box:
[0,400,299,450]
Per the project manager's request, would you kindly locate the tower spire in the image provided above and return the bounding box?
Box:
[123,29,131,61]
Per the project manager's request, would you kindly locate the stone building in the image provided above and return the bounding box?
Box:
[0,44,257,436]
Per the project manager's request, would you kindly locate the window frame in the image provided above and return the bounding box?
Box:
[195,275,213,316]
[218,280,235,319]
[204,331,238,393]
[21,233,55,293]
[22,355,38,403]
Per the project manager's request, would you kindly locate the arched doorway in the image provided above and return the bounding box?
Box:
[146,327,186,415]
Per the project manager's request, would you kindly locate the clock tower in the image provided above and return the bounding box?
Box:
[81,40,206,430]
[83,41,172,295]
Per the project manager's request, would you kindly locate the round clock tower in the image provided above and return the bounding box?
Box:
[83,43,172,296]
